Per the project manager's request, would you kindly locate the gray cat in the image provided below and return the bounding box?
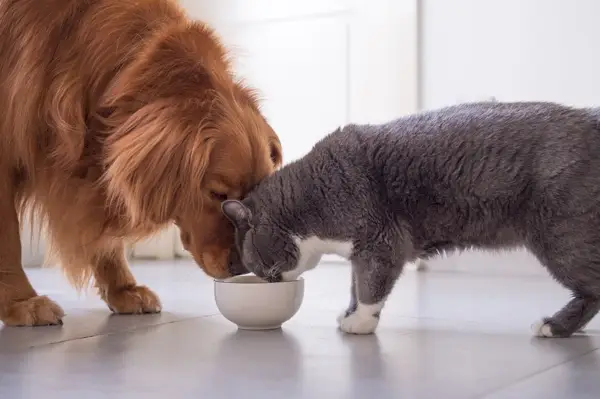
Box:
[222,101,600,337]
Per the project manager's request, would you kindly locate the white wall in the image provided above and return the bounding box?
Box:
[132,0,418,260]
[181,0,418,162]
[21,218,47,267]
[421,0,600,109]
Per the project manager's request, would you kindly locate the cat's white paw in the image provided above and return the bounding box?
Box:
[337,310,379,334]
[531,320,554,337]
[336,311,348,325]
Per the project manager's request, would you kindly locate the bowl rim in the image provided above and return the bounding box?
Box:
[214,275,304,285]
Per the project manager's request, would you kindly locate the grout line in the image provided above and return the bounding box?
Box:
[475,347,600,399]
[10,312,221,352]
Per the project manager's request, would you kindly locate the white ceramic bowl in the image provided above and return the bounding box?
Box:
[214,275,304,330]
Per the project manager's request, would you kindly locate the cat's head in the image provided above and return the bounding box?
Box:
[222,199,299,282]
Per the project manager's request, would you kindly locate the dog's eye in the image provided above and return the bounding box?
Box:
[270,143,282,166]
[210,191,228,202]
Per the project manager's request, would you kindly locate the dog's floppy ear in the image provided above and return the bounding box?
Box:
[102,101,216,226]
[222,200,252,229]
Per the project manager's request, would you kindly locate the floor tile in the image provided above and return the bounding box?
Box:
[0,259,598,398]
[481,349,600,399]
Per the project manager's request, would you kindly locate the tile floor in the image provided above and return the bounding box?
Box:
[1,259,599,399]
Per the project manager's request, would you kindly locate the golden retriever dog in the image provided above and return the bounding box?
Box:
[0,0,282,326]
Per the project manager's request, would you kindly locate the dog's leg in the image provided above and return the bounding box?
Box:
[92,244,162,314]
[0,180,64,326]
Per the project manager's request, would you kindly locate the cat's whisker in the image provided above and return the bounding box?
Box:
[270,261,284,277]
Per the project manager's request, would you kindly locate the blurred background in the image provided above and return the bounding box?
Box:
[21,0,600,274]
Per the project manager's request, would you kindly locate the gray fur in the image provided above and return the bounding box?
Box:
[223,101,600,337]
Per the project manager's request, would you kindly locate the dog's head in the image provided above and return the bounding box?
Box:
[99,22,282,278]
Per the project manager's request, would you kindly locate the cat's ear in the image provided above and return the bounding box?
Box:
[222,200,252,229]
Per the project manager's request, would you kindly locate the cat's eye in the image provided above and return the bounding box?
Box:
[210,191,228,202]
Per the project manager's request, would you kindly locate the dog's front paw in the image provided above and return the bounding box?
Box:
[105,285,162,314]
[337,309,379,334]
[2,296,64,326]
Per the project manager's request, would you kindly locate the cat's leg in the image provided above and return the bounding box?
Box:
[532,296,600,338]
[529,220,600,338]
[337,269,357,321]
[415,258,428,271]
[337,253,403,334]
[407,258,428,272]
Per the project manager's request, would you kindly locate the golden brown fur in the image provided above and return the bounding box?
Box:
[0,0,281,326]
